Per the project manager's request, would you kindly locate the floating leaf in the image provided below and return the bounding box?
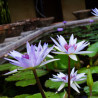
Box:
[5,70,34,81]
[87,42,98,57]
[46,54,78,70]
[5,69,48,81]
[84,81,98,96]
[78,66,98,74]
[0,63,13,71]
[0,97,8,98]
[15,79,36,87]
[45,80,63,89]
[45,79,86,90]
[26,92,60,98]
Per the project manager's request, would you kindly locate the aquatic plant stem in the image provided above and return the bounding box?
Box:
[90,87,92,96]
[32,68,46,98]
[68,56,70,98]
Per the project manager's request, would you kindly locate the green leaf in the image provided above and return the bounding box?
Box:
[87,69,93,88]
[87,42,98,57]
[47,54,78,70]
[5,69,48,81]
[78,66,98,74]
[45,80,63,89]
[36,69,48,77]
[0,96,8,98]
[0,63,13,71]
[26,92,60,98]
[90,96,98,98]
[84,81,98,96]
[15,79,36,87]
[45,79,86,90]
[14,94,31,98]
[5,70,34,81]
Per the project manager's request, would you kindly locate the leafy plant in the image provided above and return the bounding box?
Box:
[5,69,48,87]
[84,81,98,96]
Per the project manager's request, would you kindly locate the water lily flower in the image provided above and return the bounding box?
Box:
[5,42,59,69]
[91,8,98,16]
[57,28,64,32]
[63,21,67,24]
[89,19,94,23]
[51,34,92,61]
[50,67,86,93]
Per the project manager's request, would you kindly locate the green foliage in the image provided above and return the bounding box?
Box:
[14,94,31,98]
[0,63,13,71]
[46,54,78,70]
[89,96,98,98]
[5,69,48,81]
[84,81,98,96]
[5,70,34,81]
[0,0,11,24]
[45,80,63,89]
[86,42,98,57]
[15,79,36,87]
[87,69,93,88]
[78,66,98,74]
[5,69,48,87]
[45,79,86,90]
[0,97,8,98]
[14,91,74,98]
[26,92,60,98]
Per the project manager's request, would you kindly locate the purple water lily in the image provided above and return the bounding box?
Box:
[51,34,92,61]
[63,21,67,24]
[50,67,86,93]
[89,19,94,23]
[5,42,59,69]
[57,28,64,32]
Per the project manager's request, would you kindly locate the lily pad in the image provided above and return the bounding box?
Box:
[87,42,98,57]
[45,79,86,90]
[26,92,60,98]
[0,63,13,71]
[0,97,8,98]
[46,54,78,70]
[78,66,98,74]
[5,69,48,81]
[15,79,36,87]
[45,80,63,89]
[84,81,98,96]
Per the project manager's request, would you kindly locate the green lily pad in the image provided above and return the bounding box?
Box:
[15,79,36,87]
[45,80,63,89]
[26,92,60,98]
[0,96,8,98]
[87,42,98,57]
[0,63,13,71]
[5,69,48,81]
[46,54,78,70]
[45,79,86,90]
[78,66,98,74]
[84,81,98,96]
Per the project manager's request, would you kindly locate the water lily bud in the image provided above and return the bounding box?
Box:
[87,68,93,88]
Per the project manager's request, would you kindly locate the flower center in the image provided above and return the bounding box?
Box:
[22,54,29,59]
[64,44,77,51]
[64,44,70,51]
[62,77,66,80]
